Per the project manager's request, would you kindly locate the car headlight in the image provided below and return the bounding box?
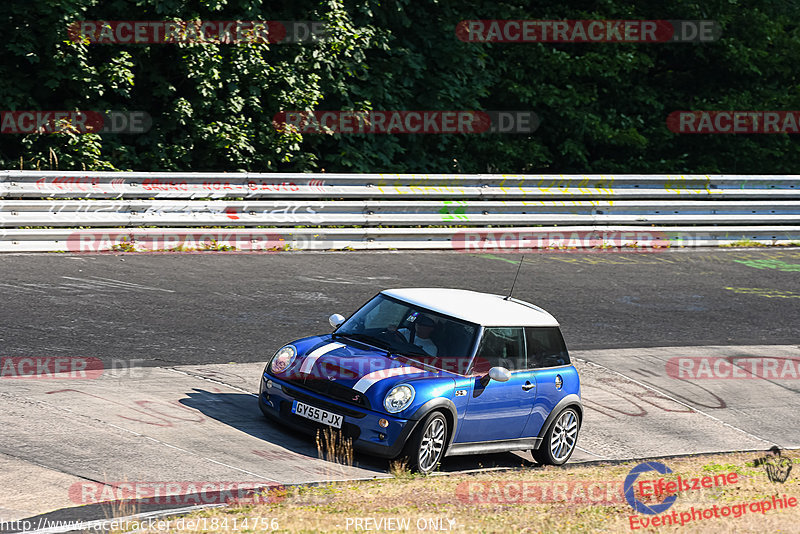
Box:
[384,384,415,413]
[270,345,297,374]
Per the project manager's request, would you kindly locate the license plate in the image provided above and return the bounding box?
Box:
[291,401,343,429]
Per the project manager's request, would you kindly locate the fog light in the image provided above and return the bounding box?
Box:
[266,380,273,389]
[378,418,389,428]
[378,433,386,440]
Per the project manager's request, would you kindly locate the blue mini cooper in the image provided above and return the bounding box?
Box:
[259,288,582,474]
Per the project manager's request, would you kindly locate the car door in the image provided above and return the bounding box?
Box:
[520,326,578,438]
[454,327,538,443]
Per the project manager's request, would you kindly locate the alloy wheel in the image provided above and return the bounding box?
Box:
[418,417,446,472]
[550,409,578,462]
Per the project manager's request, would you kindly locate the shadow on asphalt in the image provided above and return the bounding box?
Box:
[180,389,540,475]
[179,389,387,473]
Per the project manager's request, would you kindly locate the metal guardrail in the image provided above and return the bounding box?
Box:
[3,171,799,198]
[1,171,799,252]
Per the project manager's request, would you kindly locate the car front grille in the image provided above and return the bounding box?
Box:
[278,375,372,410]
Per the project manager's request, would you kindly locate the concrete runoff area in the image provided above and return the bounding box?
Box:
[573,345,800,449]
[1,346,795,526]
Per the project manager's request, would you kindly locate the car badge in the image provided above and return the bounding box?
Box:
[455,390,467,397]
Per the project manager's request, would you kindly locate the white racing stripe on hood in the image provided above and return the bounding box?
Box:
[352,366,424,393]
[299,342,345,374]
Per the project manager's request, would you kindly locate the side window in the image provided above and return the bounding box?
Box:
[473,327,526,373]
[525,327,570,368]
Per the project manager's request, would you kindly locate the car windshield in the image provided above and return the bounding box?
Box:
[335,294,479,374]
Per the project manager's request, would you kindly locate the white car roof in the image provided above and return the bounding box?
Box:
[380,288,559,327]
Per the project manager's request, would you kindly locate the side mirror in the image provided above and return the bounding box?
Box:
[480,366,512,387]
[328,313,345,329]
[488,366,511,382]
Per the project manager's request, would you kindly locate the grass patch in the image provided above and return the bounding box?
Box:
[130,450,800,533]
[315,427,354,475]
[720,239,769,248]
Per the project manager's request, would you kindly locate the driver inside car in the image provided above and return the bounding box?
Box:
[397,314,439,356]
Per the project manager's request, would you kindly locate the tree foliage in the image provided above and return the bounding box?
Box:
[1,0,798,173]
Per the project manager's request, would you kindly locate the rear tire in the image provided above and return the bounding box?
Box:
[403,411,447,475]
[533,407,580,466]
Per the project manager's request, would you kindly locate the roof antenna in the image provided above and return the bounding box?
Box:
[504,255,525,300]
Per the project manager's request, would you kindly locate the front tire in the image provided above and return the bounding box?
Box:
[533,407,580,466]
[403,411,447,474]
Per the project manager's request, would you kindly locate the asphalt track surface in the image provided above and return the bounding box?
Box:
[1,249,799,364]
[1,249,799,531]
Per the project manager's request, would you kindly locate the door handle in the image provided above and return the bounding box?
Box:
[522,381,535,391]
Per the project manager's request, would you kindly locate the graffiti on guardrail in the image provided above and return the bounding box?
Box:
[28,177,318,193]
[440,200,470,221]
[144,179,302,192]
[35,201,326,223]
[33,177,102,191]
